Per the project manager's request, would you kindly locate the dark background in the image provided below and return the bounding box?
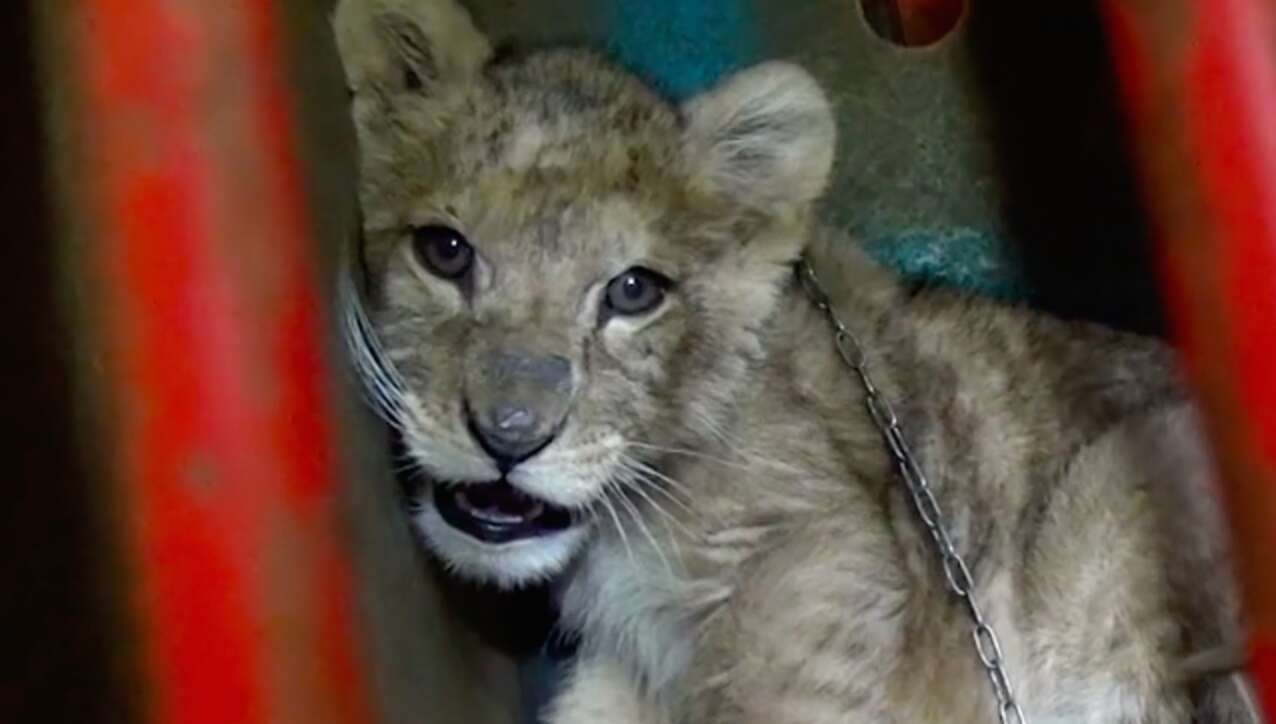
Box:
[0,2,134,723]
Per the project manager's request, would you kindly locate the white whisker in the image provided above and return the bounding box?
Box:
[689,407,736,449]
[617,454,734,534]
[616,456,700,519]
[613,464,699,540]
[628,440,803,476]
[525,435,626,470]
[611,473,695,577]
[337,262,410,431]
[620,453,701,500]
[629,441,751,470]
[683,409,807,477]
[599,493,635,566]
[611,482,676,579]
[392,457,423,475]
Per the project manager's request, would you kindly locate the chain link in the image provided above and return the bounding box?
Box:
[797,258,1029,724]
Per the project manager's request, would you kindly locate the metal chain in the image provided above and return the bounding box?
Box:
[796,258,1029,724]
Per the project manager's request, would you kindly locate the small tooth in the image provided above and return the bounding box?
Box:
[456,490,476,514]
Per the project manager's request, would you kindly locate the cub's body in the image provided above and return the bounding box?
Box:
[558,253,1238,722]
[333,1,1245,720]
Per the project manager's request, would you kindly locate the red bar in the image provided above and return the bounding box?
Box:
[1102,0,1276,717]
[69,0,374,721]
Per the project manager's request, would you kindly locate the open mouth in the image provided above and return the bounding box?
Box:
[434,480,575,544]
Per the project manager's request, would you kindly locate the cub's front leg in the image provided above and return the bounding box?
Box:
[682,516,941,724]
[545,656,670,724]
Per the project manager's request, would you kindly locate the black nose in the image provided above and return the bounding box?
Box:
[467,402,555,472]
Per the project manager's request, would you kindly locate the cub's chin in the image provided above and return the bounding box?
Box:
[412,480,591,589]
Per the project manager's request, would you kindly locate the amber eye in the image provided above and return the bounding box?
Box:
[604,267,670,316]
[412,225,474,280]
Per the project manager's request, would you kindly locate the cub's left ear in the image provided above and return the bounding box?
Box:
[681,62,836,214]
[333,0,491,100]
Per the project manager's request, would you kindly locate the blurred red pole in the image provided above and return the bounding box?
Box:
[69,0,374,722]
[1101,0,1276,717]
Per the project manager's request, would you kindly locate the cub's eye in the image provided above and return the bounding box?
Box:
[412,225,474,280]
[604,267,670,316]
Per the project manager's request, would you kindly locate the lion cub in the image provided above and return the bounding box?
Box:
[333,0,1247,721]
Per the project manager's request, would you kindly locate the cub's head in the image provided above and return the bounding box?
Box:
[334,0,835,588]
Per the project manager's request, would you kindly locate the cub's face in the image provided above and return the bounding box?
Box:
[335,0,835,588]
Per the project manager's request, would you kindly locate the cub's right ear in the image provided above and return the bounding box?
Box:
[332,0,492,98]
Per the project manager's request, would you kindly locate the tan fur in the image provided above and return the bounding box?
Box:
[332,1,1248,721]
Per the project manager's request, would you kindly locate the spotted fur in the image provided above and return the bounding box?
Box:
[333,1,1249,721]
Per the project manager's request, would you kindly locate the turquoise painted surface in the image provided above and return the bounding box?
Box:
[863,228,1030,301]
[600,0,761,100]
[594,0,1028,301]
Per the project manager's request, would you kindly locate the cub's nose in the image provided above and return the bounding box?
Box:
[465,350,572,471]
[467,402,555,472]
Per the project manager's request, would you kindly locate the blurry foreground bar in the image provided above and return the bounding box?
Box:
[1102,0,1276,718]
[37,0,511,722]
